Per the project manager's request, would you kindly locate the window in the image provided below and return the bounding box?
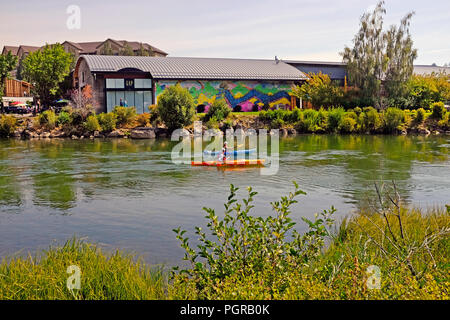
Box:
[115,79,124,89]
[106,79,116,89]
[135,91,144,114]
[125,91,135,108]
[144,91,153,110]
[106,92,116,113]
[105,78,152,114]
[135,79,152,89]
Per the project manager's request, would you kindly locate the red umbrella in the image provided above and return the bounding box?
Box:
[10,101,20,106]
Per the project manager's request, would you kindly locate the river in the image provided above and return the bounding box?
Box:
[0,135,449,265]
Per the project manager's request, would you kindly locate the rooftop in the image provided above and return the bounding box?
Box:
[78,55,307,81]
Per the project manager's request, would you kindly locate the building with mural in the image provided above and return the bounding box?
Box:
[74,55,307,114]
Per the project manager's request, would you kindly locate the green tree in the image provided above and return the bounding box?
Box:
[342,1,417,109]
[119,42,135,56]
[136,44,150,57]
[157,84,195,131]
[0,51,18,101]
[291,72,343,108]
[99,42,114,55]
[407,74,450,109]
[21,44,73,106]
[384,13,418,107]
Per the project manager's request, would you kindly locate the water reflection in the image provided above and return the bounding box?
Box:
[0,135,448,212]
[0,135,449,264]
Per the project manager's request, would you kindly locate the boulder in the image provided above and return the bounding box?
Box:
[288,128,297,136]
[107,130,124,138]
[418,128,431,136]
[13,129,23,138]
[93,131,104,138]
[155,128,169,138]
[130,127,156,139]
[40,132,51,139]
[71,135,79,140]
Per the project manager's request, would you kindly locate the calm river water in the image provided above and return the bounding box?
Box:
[0,135,449,265]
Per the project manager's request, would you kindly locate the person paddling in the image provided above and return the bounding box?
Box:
[219,141,228,162]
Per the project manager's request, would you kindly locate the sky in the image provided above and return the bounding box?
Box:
[0,0,449,65]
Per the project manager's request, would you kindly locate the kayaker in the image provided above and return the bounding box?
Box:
[219,141,228,162]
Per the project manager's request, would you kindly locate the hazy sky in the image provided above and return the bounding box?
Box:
[1,0,449,65]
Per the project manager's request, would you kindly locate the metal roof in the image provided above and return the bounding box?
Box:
[284,60,348,80]
[79,55,307,80]
[413,65,450,76]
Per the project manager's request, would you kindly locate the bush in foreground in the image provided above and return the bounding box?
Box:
[171,183,449,300]
[0,184,448,300]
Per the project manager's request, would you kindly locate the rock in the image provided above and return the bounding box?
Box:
[433,131,440,135]
[401,129,408,135]
[418,128,430,136]
[13,129,23,138]
[71,135,79,140]
[93,131,104,138]
[180,129,191,137]
[24,130,39,139]
[40,132,51,139]
[446,131,450,135]
[130,127,156,139]
[281,128,289,137]
[288,128,297,136]
[107,130,124,138]
[155,128,169,138]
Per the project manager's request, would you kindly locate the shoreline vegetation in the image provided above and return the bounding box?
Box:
[0,183,448,300]
[0,103,450,141]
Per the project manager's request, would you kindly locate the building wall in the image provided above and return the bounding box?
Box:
[155,80,296,111]
[4,79,32,97]
[77,59,105,112]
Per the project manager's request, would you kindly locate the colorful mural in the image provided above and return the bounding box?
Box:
[155,80,295,111]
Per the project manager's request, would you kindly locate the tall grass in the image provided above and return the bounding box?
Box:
[0,239,166,300]
[0,186,448,300]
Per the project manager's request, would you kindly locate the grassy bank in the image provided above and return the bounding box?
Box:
[0,184,448,300]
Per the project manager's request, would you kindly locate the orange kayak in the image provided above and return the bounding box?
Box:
[191,159,265,167]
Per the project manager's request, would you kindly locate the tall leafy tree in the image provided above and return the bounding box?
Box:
[384,13,418,107]
[0,51,18,100]
[342,1,417,109]
[21,44,73,106]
